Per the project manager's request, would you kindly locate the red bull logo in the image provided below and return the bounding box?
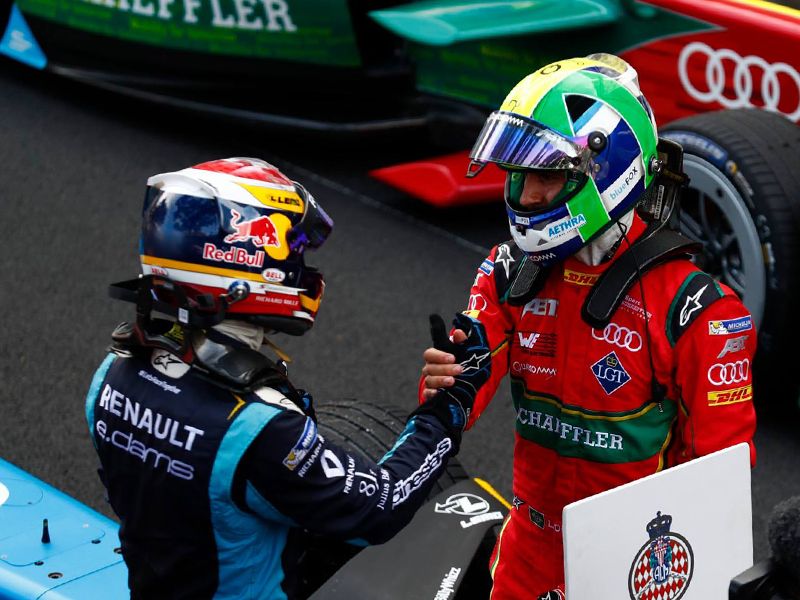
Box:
[203,243,264,268]
[224,210,280,247]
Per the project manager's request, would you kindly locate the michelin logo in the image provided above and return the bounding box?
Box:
[709,316,753,335]
[283,419,318,470]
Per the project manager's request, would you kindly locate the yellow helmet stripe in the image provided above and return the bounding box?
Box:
[299,293,321,312]
[141,255,266,282]
[500,57,609,117]
[237,183,305,214]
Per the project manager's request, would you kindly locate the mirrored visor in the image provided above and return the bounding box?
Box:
[289,183,334,252]
[469,111,592,174]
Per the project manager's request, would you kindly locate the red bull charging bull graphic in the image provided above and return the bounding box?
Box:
[224,210,280,248]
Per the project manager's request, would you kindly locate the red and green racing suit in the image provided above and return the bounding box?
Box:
[446,217,757,598]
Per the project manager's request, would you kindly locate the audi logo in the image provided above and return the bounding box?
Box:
[678,42,800,121]
[591,323,642,352]
[707,359,750,386]
[468,293,488,312]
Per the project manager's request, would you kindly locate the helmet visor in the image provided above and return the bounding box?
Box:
[289,183,334,252]
[469,111,592,174]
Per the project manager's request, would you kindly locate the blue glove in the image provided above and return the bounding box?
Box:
[412,313,491,437]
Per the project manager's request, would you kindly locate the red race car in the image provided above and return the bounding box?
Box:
[2,0,798,405]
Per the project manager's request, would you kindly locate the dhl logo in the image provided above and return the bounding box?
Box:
[563,269,600,286]
[707,384,753,407]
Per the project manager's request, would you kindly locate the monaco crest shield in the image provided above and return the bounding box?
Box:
[628,512,694,600]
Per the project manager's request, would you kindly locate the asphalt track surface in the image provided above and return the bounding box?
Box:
[1,59,798,570]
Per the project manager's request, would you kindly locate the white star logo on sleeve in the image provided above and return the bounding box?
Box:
[679,284,708,326]
[495,244,515,279]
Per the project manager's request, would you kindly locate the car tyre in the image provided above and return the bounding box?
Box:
[662,108,800,412]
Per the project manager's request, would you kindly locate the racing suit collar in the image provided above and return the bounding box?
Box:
[565,212,647,274]
[211,319,265,351]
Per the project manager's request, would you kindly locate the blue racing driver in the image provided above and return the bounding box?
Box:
[84,158,491,599]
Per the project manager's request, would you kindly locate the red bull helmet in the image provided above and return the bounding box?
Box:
[139,157,333,335]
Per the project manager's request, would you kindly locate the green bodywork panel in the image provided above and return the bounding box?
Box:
[406,2,714,107]
[369,0,622,47]
[16,0,362,66]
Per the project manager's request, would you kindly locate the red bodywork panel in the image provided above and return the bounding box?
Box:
[372,0,800,207]
[369,153,505,208]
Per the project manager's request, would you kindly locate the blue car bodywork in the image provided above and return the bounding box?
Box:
[0,459,127,600]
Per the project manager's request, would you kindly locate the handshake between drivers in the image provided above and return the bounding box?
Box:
[412,313,491,441]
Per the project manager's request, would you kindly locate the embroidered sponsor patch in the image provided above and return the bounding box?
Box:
[708,316,753,335]
[282,418,318,470]
[479,259,494,275]
[495,243,516,279]
[717,335,748,358]
[515,331,557,357]
[666,272,724,345]
[512,361,558,378]
[707,384,753,406]
[151,349,190,379]
[468,293,488,312]
[563,268,599,286]
[591,351,631,394]
[521,297,558,318]
[392,438,452,507]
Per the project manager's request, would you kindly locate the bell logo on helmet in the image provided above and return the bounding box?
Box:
[262,268,286,283]
[224,210,281,247]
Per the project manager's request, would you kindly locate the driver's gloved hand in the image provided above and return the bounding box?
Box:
[411,313,491,441]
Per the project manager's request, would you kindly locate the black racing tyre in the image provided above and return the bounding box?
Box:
[314,397,469,494]
[661,109,800,412]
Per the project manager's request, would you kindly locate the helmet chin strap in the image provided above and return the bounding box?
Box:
[574,210,634,266]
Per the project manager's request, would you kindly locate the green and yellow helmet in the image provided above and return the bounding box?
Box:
[468,54,659,265]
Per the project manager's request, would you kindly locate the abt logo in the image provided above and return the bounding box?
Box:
[522,298,558,318]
